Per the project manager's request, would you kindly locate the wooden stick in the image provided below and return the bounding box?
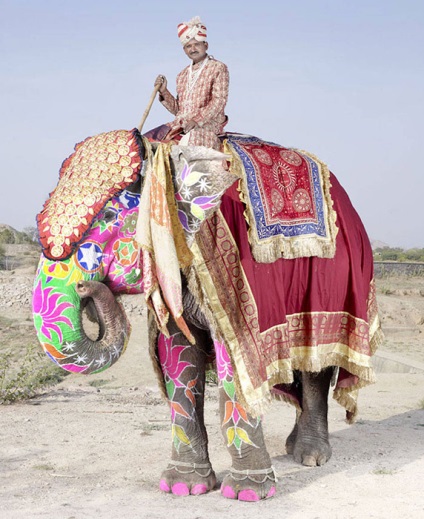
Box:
[137,84,161,133]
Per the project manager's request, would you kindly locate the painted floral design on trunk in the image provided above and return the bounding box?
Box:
[33,278,74,342]
[33,190,143,373]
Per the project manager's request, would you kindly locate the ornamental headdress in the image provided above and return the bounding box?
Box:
[177,16,207,46]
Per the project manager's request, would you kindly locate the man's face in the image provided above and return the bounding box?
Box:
[183,39,208,63]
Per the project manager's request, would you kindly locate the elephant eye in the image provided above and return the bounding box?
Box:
[103,209,116,223]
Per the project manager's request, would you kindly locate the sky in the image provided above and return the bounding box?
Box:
[1,0,424,248]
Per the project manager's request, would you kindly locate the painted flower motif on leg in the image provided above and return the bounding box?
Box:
[158,333,194,391]
[215,339,234,379]
[214,340,259,453]
[158,333,196,452]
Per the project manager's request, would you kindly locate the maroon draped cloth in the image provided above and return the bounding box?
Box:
[221,174,372,330]
[189,173,382,419]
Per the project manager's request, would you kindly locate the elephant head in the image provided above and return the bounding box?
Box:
[32,185,143,374]
[32,132,236,375]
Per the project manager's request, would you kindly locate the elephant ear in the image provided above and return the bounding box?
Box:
[169,145,239,244]
[37,128,144,261]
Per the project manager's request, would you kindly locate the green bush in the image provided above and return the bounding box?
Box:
[0,228,15,244]
[205,369,218,385]
[374,247,424,263]
[0,227,38,245]
[0,344,67,404]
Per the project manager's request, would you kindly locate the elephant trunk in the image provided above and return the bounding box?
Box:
[33,272,131,374]
[73,280,131,372]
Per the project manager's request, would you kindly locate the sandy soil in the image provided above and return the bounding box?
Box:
[1,257,424,519]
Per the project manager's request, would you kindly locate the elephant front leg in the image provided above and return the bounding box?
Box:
[215,341,277,501]
[287,367,333,466]
[157,327,216,496]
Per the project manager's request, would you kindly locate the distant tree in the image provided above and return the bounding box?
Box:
[21,226,39,243]
[374,247,424,263]
[0,228,15,244]
[0,243,5,264]
[403,248,424,262]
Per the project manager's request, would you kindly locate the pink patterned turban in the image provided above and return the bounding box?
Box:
[177,16,207,46]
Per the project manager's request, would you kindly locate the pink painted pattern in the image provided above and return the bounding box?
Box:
[157,334,193,389]
[214,340,234,380]
[33,279,74,342]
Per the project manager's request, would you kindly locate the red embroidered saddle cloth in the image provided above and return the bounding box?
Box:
[37,129,143,260]
[224,134,338,261]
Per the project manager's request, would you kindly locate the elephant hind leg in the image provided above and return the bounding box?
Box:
[285,415,299,455]
[289,367,333,467]
[284,371,302,455]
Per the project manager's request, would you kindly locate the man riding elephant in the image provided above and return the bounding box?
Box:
[153,16,230,150]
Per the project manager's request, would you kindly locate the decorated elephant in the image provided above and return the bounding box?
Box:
[33,127,383,502]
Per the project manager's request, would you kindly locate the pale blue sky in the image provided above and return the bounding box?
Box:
[1,0,423,247]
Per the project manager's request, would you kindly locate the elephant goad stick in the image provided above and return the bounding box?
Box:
[138,84,161,133]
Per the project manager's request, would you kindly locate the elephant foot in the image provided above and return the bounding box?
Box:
[220,467,277,501]
[159,461,216,496]
[292,435,332,467]
[287,406,332,466]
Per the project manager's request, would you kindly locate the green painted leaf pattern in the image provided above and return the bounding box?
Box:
[190,202,205,221]
[184,171,205,186]
[222,379,235,400]
[234,435,242,451]
[165,379,176,400]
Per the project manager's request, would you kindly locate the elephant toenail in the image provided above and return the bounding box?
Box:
[266,486,276,498]
[191,484,208,495]
[302,455,317,467]
[159,479,170,492]
[221,484,236,499]
[172,482,190,496]
[238,489,260,501]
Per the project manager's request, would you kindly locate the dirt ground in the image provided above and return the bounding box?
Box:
[1,252,424,519]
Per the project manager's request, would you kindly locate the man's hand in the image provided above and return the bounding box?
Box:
[154,75,167,94]
[166,126,183,140]
[183,120,198,132]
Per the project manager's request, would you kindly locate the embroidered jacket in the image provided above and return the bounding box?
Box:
[160,57,229,149]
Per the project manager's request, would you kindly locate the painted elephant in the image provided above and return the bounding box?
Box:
[33,129,382,502]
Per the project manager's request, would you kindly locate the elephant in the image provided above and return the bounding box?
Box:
[32,128,383,502]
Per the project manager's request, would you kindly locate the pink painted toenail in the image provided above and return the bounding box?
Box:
[238,489,260,502]
[172,482,190,496]
[191,484,208,495]
[159,480,170,492]
[266,486,276,498]
[221,484,236,499]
